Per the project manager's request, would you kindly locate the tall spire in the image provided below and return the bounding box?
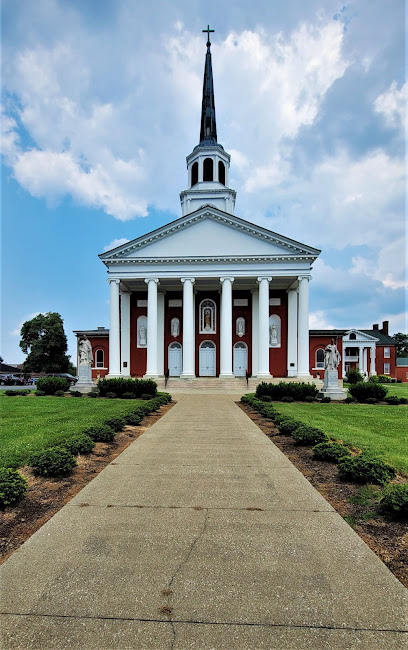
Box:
[200,25,217,145]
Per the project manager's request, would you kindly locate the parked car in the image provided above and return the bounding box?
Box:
[0,375,24,385]
[47,373,78,384]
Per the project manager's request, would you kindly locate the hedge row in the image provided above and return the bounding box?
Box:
[255,381,318,402]
[241,393,406,515]
[0,393,171,508]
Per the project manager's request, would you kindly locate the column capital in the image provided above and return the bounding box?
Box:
[220,276,235,284]
[298,275,311,282]
[257,276,272,283]
[120,289,131,295]
[107,278,120,285]
[286,286,298,294]
[144,278,159,285]
[181,277,195,284]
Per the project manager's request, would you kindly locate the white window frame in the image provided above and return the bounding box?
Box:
[384,362,390,375]
[314,348,325,369]
[199,299,216,334]
[93,348,106,369]
[384,347,390,358]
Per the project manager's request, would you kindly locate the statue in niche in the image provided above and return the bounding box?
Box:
[269,323,278,346]
[204,308,211,330]
[325,338,341,370]
[237,317,245,337]
[139,325,147,346]
[171,318,179,338]
[79,335,93,366]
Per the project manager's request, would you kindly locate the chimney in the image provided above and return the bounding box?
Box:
[382,320,389,335]
[373,324,379,330]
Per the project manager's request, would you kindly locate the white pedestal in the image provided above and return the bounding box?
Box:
[72,364,95,394]
[318,370,347,400]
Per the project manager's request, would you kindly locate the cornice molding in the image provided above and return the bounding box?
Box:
[104,254,315,265]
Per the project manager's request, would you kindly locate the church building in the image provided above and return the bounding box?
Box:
[82,32,322,382]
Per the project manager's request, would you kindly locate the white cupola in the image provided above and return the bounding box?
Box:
[180,31,236,216]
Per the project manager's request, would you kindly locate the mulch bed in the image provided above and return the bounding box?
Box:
[0,402,174,565]
[239,403,408,589]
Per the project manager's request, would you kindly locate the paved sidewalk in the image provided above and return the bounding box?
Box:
[1,394,407,649]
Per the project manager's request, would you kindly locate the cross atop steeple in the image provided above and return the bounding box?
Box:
[202,24,214,47]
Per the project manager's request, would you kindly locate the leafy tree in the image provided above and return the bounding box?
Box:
[0,356,3,363]
[68,361,77,376]
[393,332,408,358]
[20,312,70,373]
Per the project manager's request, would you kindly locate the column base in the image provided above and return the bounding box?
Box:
[297,373,314,380]
[106,373,122,379]
[257,373,273,380]
[180,372,196,379]
[219,373,235,379]
[143,373,159,380]
[287,368,297,377]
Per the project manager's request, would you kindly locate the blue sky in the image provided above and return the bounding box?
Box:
[1,0,406,365]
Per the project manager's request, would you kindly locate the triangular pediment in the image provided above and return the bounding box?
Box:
[344,329,379,342]
[100,206,320,264]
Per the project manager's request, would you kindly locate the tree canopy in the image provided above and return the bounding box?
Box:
[20,312,71,373]
[393,332,408,358]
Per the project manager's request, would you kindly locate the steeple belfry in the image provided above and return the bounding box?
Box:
[180,26,236,216]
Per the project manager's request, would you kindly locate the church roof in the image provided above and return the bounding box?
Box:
[99,204,321,264]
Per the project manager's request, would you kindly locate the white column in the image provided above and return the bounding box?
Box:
[297,276,311,378]
[370,345,377,376]
[342,339,346,379]
[120,291,131,376]
[144,278,159,378]
[358,346,363,374]
[108,278,121,377]
[257,276,272,378]
[251,289,259,377]
[220,276,234,378]
[157,292,165,376]
[287,288,298,377]
[363,348,368,377]
[181,277,195,378]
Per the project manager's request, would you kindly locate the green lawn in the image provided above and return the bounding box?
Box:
[274,402,408,475]
[0,395,151,469]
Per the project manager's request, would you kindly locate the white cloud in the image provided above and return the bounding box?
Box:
[10,312,44,337]
[374,81,407,132]
[309,310,336,329]
[103,238,130,252]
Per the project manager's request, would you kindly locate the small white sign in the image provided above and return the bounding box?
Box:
[269,298,281,306]
[234,299,248,306]
[137,300,148,307]
[169,299,182,307]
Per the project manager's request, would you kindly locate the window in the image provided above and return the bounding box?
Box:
[384,347,390,358]
[315,349,325,369]
[384,363,390,375]
[349,333,356,340]
[203,157,213,181]
[95,349,104,368]
[191,161,198,186]
[218,161,225,185]
[199,299,216,333]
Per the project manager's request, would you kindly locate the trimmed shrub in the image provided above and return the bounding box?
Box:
[348,381,387,403]
[0,468,28,508]
[277,419,302,435]
[35,390,46,396]
[377,374,395,383]
[64,434,95,455]
[399,397,408,404]
[365,397,378,405]
[124,411,144,426]
[4,390,18,396]
[281,396,294,403]
[304,395,315,403]
[255,381,318,402]
[338,453,396,485]
[82,425,116,443]
[36,376,70,395]
[70,390,82,398]
[345,396,357,403]
[106,392,117,399]
[381,483,408,516]
[292,425,328,446]
[122,392,136,399]
[88,390,99,398]
[29,447,77,477]
[385,395,403,405]
[54,390,65,397]
[97,377,157,399]
[346,369,364,384]
[141,393,153,400]
[312,442,351,463]
[320,396,331,403]
[261,395,273,402]
[105,417,127,432]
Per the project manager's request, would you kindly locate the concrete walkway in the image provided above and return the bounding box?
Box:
[1,394,407,649]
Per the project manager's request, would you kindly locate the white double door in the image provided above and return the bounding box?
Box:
[233,343,247,376]
[199,341,216,376]
[168,343,182,376]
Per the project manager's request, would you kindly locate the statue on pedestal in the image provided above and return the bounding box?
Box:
[324,338,341,370]
[79,335,93,366]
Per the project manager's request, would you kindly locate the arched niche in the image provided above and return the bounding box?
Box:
[191,161,198,186]
[137,315,147,348]
[203,157,214,181]
[236,316,245,337]
[218,161,226,185]
[269,314,281,348]
[200,299,216,333]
